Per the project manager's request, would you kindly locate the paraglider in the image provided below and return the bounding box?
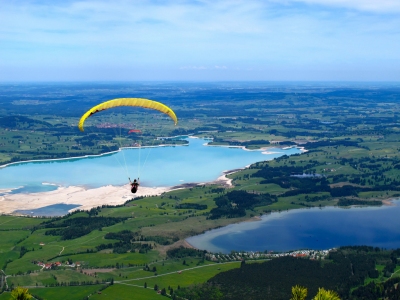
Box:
[78,98,178,191]
[129,178,139,193]
[78,98,178,132]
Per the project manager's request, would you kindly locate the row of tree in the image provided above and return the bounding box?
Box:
[174,246,400,300]
[208,190,277,219]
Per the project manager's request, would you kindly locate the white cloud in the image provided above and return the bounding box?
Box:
[0,0,399,80]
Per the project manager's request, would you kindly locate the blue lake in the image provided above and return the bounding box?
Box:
[0,138,301,193]
[15,204,81,217]
[186,200,400,253]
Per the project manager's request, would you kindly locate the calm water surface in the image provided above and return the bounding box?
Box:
[0,138,301,193]
[15,204,81,217]
[187,200,400,253]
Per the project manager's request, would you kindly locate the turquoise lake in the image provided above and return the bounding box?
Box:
[186,200,400,253]
[0,138,301,193]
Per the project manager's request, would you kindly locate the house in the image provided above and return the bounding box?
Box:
[293,253,307,258]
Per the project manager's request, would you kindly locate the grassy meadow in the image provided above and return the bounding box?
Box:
[2,85,400,298]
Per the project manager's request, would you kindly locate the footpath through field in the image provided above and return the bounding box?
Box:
[115,259,269,283]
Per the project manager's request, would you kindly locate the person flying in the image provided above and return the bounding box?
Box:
[129,178,140,193]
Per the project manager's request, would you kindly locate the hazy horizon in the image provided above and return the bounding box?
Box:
[1,0,399,82]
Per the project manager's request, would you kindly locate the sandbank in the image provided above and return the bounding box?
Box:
[181,239,196,249]
[213,171,234,187]
[382,199,395,206]
[261,151,282,155]
[0,184,169,215]
[0,169,236,215]
[0,188,20,194]
[204,142,307,155]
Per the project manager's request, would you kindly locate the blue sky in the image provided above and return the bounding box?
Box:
[1,0,399,81]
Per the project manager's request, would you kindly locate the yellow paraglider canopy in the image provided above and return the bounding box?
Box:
[78,98,178,132]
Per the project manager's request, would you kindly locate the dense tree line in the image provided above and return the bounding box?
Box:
[212,138,271,147]
[251,163,400,201]
[43,217,126,240]
[95,230,172,253]
[337,199,382,206]
[144,235,178,245]
[252,165,315,180]
[176,247,400,300]
[254,165,333,197]
[351,278,400,299]
[166,246,206,258]
[96,240,153,254]
[174,283,223,300]
[0,116,51,128]
[208,190,277,219]
[175,203,208,210]
[303,140,362,149]
[104,230,136,242]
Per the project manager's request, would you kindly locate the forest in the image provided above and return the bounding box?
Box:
[208,190,277,219]
[174,247,400,300]
[42,216,127,240]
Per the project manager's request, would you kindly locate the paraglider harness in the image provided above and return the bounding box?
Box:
[129,178,139,194]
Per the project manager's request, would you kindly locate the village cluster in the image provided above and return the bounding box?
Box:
[206,249,333,262]
[34,260,81,270]
[30,249,333,271]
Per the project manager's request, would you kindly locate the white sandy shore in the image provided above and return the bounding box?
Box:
[261,151,282,155]
[0,136,306,216]
[0,184,170,215]
[0,188,21,194]
[204,141,307,154]
[0,172,234,215]
[214,172,233,187]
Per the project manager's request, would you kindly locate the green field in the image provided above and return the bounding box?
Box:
[0,292,11,300]
[89,284,162,300]
[29,285,105,300]
[2,85,400,298]
[0,216,43,230]
[124,261,240,289]
[7,269,97,287]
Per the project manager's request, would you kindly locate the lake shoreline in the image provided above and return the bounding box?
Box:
[185,199,400,253]
[0,135,306,170]
[0,142,188,169]
[182,199,397,251]
[2,163,398,253]
[0,166,236,216]
[0,184,170,216]
[205,141,307,154]
[0,135,268,169]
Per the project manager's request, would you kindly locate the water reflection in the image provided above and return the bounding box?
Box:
[187,201,400,253]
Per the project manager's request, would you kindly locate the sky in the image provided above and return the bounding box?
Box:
[1,0,400,81]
